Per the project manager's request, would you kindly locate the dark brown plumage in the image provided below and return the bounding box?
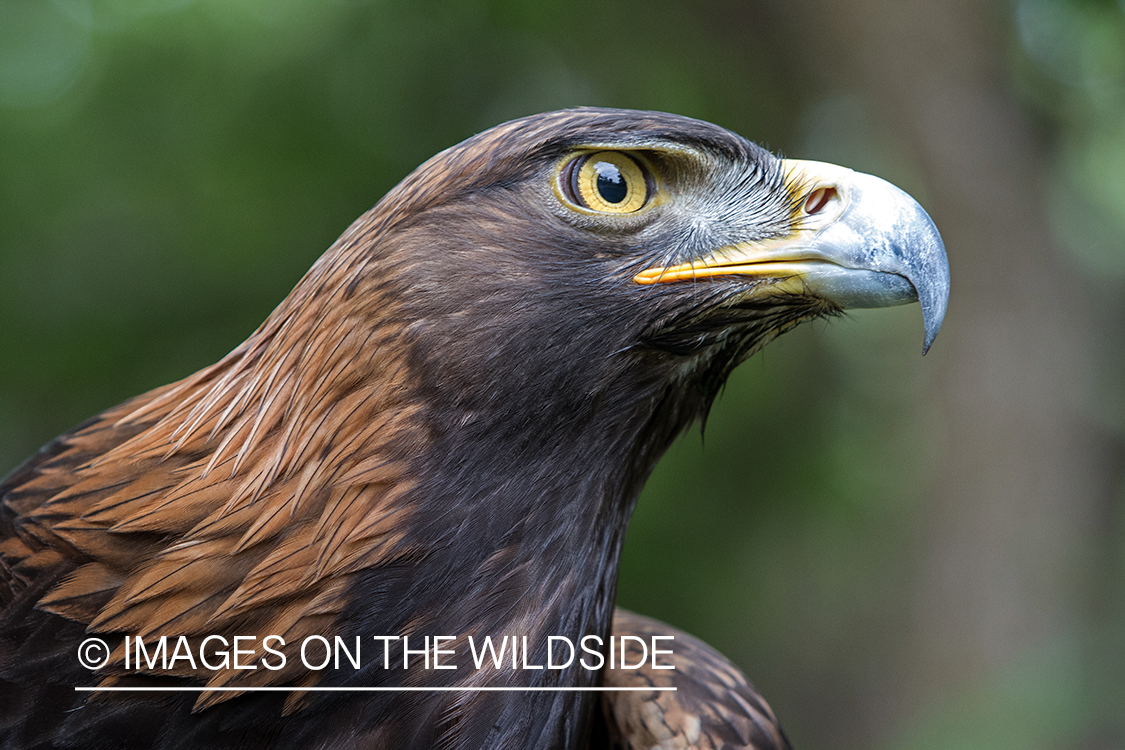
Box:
[0,108,947,749]
[595,610,790,750]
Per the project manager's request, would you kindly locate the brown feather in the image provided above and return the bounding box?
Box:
[1,214,427,706]
[599,610,791,750]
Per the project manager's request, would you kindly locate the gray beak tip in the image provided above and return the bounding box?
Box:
[910,217,950,356]
[842,171,950,357]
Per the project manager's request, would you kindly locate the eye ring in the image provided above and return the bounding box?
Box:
[559,151,651,214]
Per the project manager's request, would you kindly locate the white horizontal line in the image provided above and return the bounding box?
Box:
[75,686,675,693]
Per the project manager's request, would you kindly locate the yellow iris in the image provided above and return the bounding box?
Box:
[563,151,649,214]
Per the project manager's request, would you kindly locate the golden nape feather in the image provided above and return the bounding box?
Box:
[1,108,946,749]
[9,247,420,711]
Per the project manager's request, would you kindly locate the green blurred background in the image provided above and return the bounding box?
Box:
[1,0,1123,747]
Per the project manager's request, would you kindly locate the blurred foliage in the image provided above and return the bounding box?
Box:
[1013,0,1125,433]
[1005,2,1125,748]
[1,0,1122,748]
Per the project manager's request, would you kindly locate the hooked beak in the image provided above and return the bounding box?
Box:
[634,159,950,353]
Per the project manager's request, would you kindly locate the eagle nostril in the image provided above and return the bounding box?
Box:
[803,186,838,216]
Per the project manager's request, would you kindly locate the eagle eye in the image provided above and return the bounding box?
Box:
[559,151,651,214]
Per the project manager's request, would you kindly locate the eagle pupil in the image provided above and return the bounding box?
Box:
[593,162,627,204]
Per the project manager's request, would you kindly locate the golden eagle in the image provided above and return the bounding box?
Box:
[0,108,948,749]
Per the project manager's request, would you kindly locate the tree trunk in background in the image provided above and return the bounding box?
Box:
[704,0,1118,746]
